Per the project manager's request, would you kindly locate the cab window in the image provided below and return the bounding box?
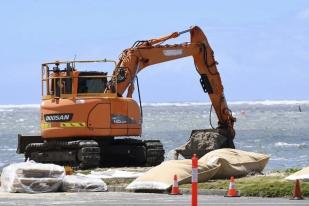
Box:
[78,72,107,93]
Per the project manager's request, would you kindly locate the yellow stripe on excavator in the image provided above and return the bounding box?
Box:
[41,123,51,129]
[60,122,87,128]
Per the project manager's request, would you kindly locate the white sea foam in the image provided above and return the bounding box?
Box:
[230,100,309,106]
[143,102,210,107]
[270,157,289,161]
[0,148,16,151]
[274,142,306,148]
[0,109,14,112]
[0,100,308,108]
[241,145,254,148]
[143,100,309,107]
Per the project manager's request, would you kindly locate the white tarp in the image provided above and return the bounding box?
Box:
[1,161,65,193]
[77,169,144,179]
[62,175,108,192]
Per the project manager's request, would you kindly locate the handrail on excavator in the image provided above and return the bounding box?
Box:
[42,59,117,66]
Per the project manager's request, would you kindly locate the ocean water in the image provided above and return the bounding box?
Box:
[0,100,308,171]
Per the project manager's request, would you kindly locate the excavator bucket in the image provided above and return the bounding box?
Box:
[174,129,231,159]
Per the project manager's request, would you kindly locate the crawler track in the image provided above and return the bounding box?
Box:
[144,140,165,166]
[24,138,165,169]
[25,140,100,169]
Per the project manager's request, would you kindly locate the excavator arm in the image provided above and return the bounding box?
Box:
[113,26,236,144]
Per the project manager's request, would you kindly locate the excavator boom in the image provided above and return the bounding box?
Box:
[114,26,235,143]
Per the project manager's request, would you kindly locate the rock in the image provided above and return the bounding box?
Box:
[174,129,228,159]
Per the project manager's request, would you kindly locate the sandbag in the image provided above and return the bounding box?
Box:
[285,167,309,182]
[62,175,108,192]
[200,149,269,179]
[126,159,220,190]
[126,149,269,191]
[1,161,65,193]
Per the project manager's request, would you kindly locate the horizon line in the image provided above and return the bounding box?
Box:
[0,99,309,108]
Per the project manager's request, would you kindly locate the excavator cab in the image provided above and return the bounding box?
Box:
[77,72,108,94]
[42,59,118,99]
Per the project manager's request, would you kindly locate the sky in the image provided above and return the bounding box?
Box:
[0,0,308,104]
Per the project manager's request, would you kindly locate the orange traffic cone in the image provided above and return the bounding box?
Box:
[290,179,303,200]
[169,174,182,195]
[225,176,240,197]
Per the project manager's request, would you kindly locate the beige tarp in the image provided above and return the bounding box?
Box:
[285,167,309,182]
[126,149,269,190]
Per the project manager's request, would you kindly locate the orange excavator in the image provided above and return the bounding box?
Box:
[17,26,235,168]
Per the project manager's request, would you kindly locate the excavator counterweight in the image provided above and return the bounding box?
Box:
[17,26,235,168]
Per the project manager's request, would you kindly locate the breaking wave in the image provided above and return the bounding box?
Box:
[143,100,309,107]
[230,100,309,105]
[1,100,308,108]
[275,142,308,148]
[270,157,289,161]
[0,148,16,151]
[143,102,211,107]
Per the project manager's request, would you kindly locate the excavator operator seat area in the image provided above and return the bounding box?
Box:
[41,59,118,99]
[51,78,73,96]
[78,72,108,93]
